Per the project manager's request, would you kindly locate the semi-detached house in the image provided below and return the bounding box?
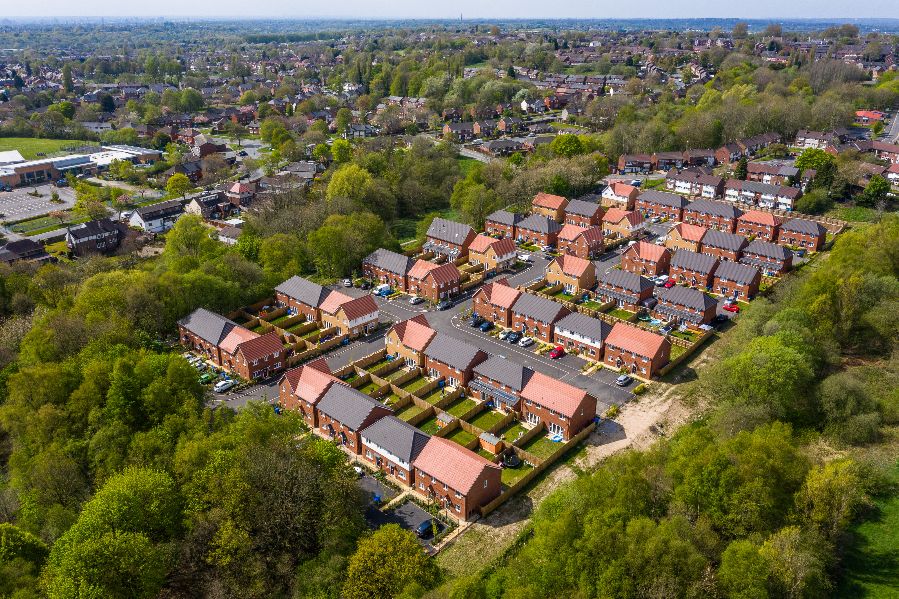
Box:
[699,229,748,262]
[595,269,655,311]
[515,214,563,247]
[563,198,604,227]
[363,248,414,291]
[665,169,724,198]
[385,314,437,367]
[278,359,344,427]
[653,285,718,326]
[603,322,672,378]
[406,260,461,302]
[316,384,393,455]
[777,218,827,252]
[423,333,488,387]
[129,199,184,233]
[740,240,793,275]
[467,234,517,273]
[472,278,522,327]
[635,190,689,221]
[553,311,613,360]
[713,261,761,300]
[724,179,801,211]
[510,292,570,343]
[361,416,430,485]
[424,217,476,260]
[669,250,720,288]
[413,437,501,521]
[484,209,524,239]
[683,199,742,233]
[557,224,604,259]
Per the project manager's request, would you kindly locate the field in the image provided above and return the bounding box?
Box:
[0,137,98,160]
[9,213,88,235]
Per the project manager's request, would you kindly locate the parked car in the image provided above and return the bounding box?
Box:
[517,336,534,347]
[663,278,676,288]
[237,150,248,157]
[372,284,391,296]
[436,300,452,311]
[342,278,353,287]
[409,295,423,305]
[198,372,215,384]
[541,245,554,252]
[548,346,565,359]
[615,375,633,387]
[194,362,207,372]
[723,303,740,313]
[55,178,68,187]
[415,518,445,540]
[479,321,494,332]
[517,253,532,263]
[507,331,522,344]
[358,281,372,290]
[469,315,485,328]
[723,298,736,306]
[214,379,235,393]
[653,275,669,285]
[498,329,511,340]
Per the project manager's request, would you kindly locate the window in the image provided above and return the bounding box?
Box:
[398,471,406,480]
[483,479,489,489]
[366,450,372,459]
[419,482,425,490]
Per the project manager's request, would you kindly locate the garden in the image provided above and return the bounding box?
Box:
[445,427,477,447]
[444,397,477,418]
[395,403,425,422]
[466,409,506,432]
[520,434,562,460]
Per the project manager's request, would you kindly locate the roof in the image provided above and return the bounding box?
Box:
[781,218,826,236]
[657,285,717,312]
[424,333,486,371]
[364,248,413,275]
[337,294,379,320]
[714,260,761,285]
[605,322,669,359]
[744,239,792,261]
[178,308,241,346]
[361,415,430,464]
[558,224,603,244]
[555,311,612,343]
[66,217,123,241]
[532,192,568,210]
[235,331,284,362]
[550,254,594,278]
[670,223,708,243]
[637,190,688,209]
[738,210,784,227]
[604,181,638,198]
[602,208,642,227]
[726,179,802,199]
[598,268,654,294]
[413,437,500,495]
[565,198,603,218]
[521,370,591,419]
[390,315,436,352]
[219,325,260,355]
[667,169,724,187]
[275,275,329,307]
[671,250,719,274]
[474,356,532,392]
[319,290,353,315]
[317,384,390,430]
[477,278,522,310]
[516,214,562,234]
[701,230,748,253]
[486,210,524,226]
[408,260,460,285]
[625,240,670,262]
[135,199,184,220]
[280,359,342,405]
[511,292,568,322]
[684,199,742,219]
[426,217,475,245]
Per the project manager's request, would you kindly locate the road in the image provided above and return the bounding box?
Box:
[881,109,899,143]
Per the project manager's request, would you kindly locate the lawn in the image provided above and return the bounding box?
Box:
[384,369,409,382]
[582,300,605,311]
[501,462,534,487]
[266,314,294,327]
[358,381,381,396]
[418,416,440,435]
[395,403,425,422]
[445,427,477,447]
[445,398,477,418]
[420,387,448,405]
[8,213,88,235]
[251,323,270,333]
[520,434,563,459]
[476,447,496,461]
[341,371,359,384]
[383,392,403,407]
[400,376,429,394]
[0,137,99,160]
[285,322,310,334]
[498,421,529,444]
[467,409,506,432]
[827,204,879,223]
[669,329,698,343]
[669,344,687,361]
[608,308,635,321]
[364,358,393,372]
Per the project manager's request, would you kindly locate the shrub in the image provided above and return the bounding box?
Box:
[604,404,620,419]
[633,383,647,395]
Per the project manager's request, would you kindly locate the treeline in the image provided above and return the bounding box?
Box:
[445,216,899,599]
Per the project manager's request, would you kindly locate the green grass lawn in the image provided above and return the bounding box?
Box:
[358,382,381,396]
[521,434,563,459]
[445,398,477,418]
[420,388,448,405]
[582,300,605,311]
[285,322,310,334]
[501,462,534,487]
[383,393,403,407]
[266,314,293,327]
[457,156,479,178]
[418,416,440,435]
[384,369,409,382]
[477,447,496,461]
[498,421,529,444]
[0,137,99,160]
[364,358,393,372]
[608,308,635,321]
[669,329,698,343]
[401,376,429,394]
[467,409,505,432]
[341,372,359,384]
[446,427,477,447]
[669,344,687,361]
[395,403,425,422]
[251,323,269,334]
[8,212,88,234]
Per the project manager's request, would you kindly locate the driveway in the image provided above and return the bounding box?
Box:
[384,499,442,554]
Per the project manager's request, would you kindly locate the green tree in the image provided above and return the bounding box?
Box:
[796,460,867,541]
[332,138,353,164]
[795,149,837,189]
[718,540,772,599]
[857,174,890,207]
[550,133,585,158]
[62,64,74,93]
[335,107,353,133]
[307,212,395,278]
[735,156,748,180]
[326,163,373,204]
[165,172,192,198]
[343,524,440,599]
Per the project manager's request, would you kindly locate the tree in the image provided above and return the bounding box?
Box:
[732,22,749,39]
[795,189,833,214]
[718,540,772,599]
[62,64,74,93]
[331,138,353,164]
[326,163,373,204]
[307,212,395,278]
[166,173,192,199]
[795,149,837,189]
[343,524,440,599]
[224,121,248,147]
[857,174,890,207]
[48,101,75,120]
[99,93,116,113]
[735,156,748,180]
[335,107,353,133]
[796,460,867,541]
[550,133,585,158]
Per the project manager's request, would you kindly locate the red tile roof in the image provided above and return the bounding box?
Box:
[319,290,353,315]
[738,210,784,227]
[559,224,603,244]
[468,233,497,254]
[603,208,642,227]
[607,182,638,198]
[521,370,590,418]
[218,325,259,355]
[478,278,522,309]
[281,359,342,405]
[671,223,707,243]
[605,323,669,359]
[235,331,284,362]
[626,240,670,262]
[532,191,568,210]
[390,315,436,352]
[413,437,500,494]
[551,253,593,277]
[338,294,379,320]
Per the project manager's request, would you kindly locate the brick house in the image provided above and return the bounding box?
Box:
[520,370,596,440]
[601,208,644,239]
[467,234,517,273]
[557,225,604,259]
[531,192,569,221]
[669,250,720,288]
[724,180,801,211]
[595,269,655,311]
[617,154,654,174]
[443,122,475,141]
[683,199,742,233]
[665,223,707,252]
[653,286,718,326]
[471,278,522,327]
[484,209,524,239]
[363,248,414,291]
[469,356,530,411]
[545,254,596,294]
[553,311,613,361]
[278,359,344,427]
[406,260,461,302]
[515,214,562,247]
[620,241,672,277]
[652,151,686,171]
[424,217,476,260]
[715,142,744,165]
[713,261,761,300]
[635,190,688,221]
[510,293,570,343]
[603,322,672,378]
[361,415,430,486]
[319,293,380,337]
[600,181,639,210]
[683,149,717,167]
[386,315,437,367]
[746,162,798,185]
[423,333,488,387]
[412,437,501,521]
[563,198,604,227]
[736,210,784,242]
[665,169,724,199]
[699,230,748,262]
[316,385,392,455]
[740,240,793,275]
[65,218,126,256]
[777,218,827,252]
[275,275,332,322]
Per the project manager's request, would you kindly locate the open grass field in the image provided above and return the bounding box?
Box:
[0,137,98,160]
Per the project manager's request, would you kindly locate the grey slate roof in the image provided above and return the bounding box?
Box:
[671,250,719,275]
[598,268,654,294]
[714,260,760,285]
[725,179,801,198]
[426,217,474,245]
[474,356,532,392]
[781,218,826,236]
[317,384,390,430]
[361,415,430,463]
[555,312,613,342]
[565,198,603,217]
[701,230,748,253]
[486,210,524,226]
[638,190,688,209]
[657,285,717,311]
[275,275,329,307]
[66,217,123,241]
[363,248,414,275]
[178,307,239,345]
[510,292,568,322]
[744,239,792,261]
[685,199,742,219]
[424,333,485,370]
[135,198,184,220]
[516,214,562,234]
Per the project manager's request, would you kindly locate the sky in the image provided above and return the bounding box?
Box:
[7,0,899,19]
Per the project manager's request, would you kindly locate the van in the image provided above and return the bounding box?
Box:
[372,284,391,297]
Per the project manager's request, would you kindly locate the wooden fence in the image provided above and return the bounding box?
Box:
[657,327,716,377]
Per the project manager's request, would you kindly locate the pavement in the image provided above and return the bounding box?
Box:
[0,184,77,240]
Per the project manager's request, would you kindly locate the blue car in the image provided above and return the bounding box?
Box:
[479,321,494,332]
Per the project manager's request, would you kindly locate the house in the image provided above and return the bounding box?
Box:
[665,223,707,252]
[603,322,671,378]
[412,436,501,520]
[683,149,717,167]
[736,210,784,242]
[682,199,742,232]
[443,122,475,142]
[600,182,639,210]
[424,218,476,260]
[545,254,596,294]
[423,333,488,387]
[472,119,497,137]
[406,260,461,302]
[595,269,655,311]
[855,109,886,124]
[218,225,242,246]
[485,210,524,239]
[510,293,570,343]
[740,240,793,275]
[665,169,724,198]
[652,151,686,171]
[497,116,523,133]
[601,208,644,239]
[699,230,748,262]
[515,214,562,247]
[278,359,344,427]
[669,250,719,288]
[794,130,840,150]
[128,199,184,233]
[653,285,718,326]
[0,239,51,265]
[635,190,688,221]
[746,162,799,186]
[65,218,126,256]
[724,180,801,211]
[275,275,331,322]
[467,234,517,273]
[184,191,236,220]
[531,192,569,221]
[777,218,827,252]
[483,139,524,157]
[557,225,604,259]
[469,356,531,415]
[363,248,414,291]
[361,416,430,485]
[225,180,256,205]
[713,261,761,300]
[471,278,522,327]
[715,142,744,165]
[519,370,596,440]
[553,312,613,361]
[316,384,392,455]
[617,154,653,174]
[319,292,380,337]
[386,315,437,368]
[620,241,672,276]
[853,140,899,165]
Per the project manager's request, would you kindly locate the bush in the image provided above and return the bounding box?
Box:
[605,404,620,419]
[633,383,647,395]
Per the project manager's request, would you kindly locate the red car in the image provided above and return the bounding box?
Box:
[548,346,565,359]
[723,303,740,313]
[663,278,676,288]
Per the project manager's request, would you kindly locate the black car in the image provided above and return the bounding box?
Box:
[469,315,485,328]
[415,518,445,540]
[358,281,372,290]
[437,300,452,311]
[507,330,522,344]
[237,150,248,157]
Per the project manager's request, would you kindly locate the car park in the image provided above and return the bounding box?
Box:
[548,346,565,359]
[507,331,522,344]
[470,315,484,328]
[213,379,235,393]
[479,321,494,332]
[517,336,534,347]
[415,518,445,540]
[615,374,634,387]
[409,295,423,305]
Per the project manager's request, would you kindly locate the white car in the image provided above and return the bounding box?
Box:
[517,253,532,263]
[214,379,235,393]
[517,337,534,347]
[342,278,353,287]
[654,275,669,285]
[409,295,423,305]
